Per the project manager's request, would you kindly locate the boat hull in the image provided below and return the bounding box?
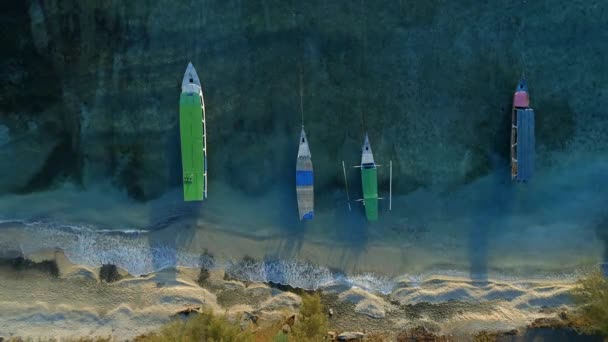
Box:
[510,79,535,182]
[296,157,314,220]
[296,128,313,220]
[361,166,378,221]
[179,91,206,201]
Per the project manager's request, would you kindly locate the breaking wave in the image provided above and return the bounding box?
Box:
[0,220,415,294]
[0,218,594,297]
[0,219,401,293]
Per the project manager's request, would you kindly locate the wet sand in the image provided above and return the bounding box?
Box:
[0,249,586,341]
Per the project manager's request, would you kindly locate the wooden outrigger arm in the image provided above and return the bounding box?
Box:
[341,161,352,211]
[389,160,392,211]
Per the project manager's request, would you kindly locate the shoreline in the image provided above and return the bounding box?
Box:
[1,218,601,282]
[0,250,595,341]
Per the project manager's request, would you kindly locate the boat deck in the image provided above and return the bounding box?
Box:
[296,156,314,220]
[511,108,535,182]
[180,92,206,201]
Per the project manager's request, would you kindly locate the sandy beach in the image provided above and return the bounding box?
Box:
[0,226,592,341]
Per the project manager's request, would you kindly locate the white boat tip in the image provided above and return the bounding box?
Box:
[363,134,371,149]
[361,134,374,164]
[184,63,196,76]
[182,62,202,91]
[298,128,311,157]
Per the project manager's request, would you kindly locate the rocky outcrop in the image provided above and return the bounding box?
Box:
[0,256,59,277]
[99,264,121,283]
[337,331,364,341]
[259,292,302,312]
[338,287,387,319]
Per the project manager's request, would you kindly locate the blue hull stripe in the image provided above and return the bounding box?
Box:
[301,211,314,220]
[296,170,313,186]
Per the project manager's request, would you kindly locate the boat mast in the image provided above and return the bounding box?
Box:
[389,160,392,211]
[359,0,368,132]
[342,161,352,212]
[300,68,304,128]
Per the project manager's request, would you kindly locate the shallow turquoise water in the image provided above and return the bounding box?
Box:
[1,0,608,292]
[1,150,606,290]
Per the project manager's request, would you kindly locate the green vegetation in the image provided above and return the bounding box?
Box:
[3,338,113,342]
[138,309,252,342]
[272,331,289,342]
[290,293,328,342]
[570,270,608,336]
[473,331,499,342]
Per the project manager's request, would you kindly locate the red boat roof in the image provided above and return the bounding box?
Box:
[513,91,530,108]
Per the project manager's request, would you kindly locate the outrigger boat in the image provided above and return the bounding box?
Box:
[360,134,379,221]
[342,134,392,222]
[179,62,207,201]
[510,79,535,182]
[296,127,314,220]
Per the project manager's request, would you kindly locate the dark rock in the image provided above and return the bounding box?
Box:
[337,331,364,341]
[285,314,295,327]
[239,311,259,330]
[0,257,59,277]
[396,326,451,342]
[99,264,121,283]
[266,281,316,296]
[174,306,201,318]
[244,311,258,324]
[529,317,565,329]
[197,250,215,287]
[197,267,210,287]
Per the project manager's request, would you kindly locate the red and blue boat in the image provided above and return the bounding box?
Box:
[510,79,535,182]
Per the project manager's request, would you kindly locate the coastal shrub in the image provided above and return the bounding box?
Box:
[2,338,114,342]
[139,308,252,342]
[473,331,498,342]
[272,331,289,342]
[291,293,328,342]
[570,270,608,336]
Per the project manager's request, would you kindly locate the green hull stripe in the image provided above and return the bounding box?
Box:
[179,92,205,201]
[361,167,378,221]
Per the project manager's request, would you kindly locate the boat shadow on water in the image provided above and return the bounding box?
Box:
[468,156,515,286]
[594,208,608,276]
[145,187,201,281]
[329,199,370,272]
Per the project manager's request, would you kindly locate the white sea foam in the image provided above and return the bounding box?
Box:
[0,217,597,302]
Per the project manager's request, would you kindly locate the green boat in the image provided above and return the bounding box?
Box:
[341,133,392,221]
[179,62,207,201]
[360,134,378,221]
